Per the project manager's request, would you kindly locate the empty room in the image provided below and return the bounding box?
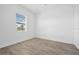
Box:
[0,4,79,55]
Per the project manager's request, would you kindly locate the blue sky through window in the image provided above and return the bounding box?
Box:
[16,13,25,23]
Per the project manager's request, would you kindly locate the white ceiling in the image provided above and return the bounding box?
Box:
[22,4,73,14]
[22,4,50,14]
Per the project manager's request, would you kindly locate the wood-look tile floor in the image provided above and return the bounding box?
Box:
[0,38,79,55]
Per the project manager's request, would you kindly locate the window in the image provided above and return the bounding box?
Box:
[16,13,27,32]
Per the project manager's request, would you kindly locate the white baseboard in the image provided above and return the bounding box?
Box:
[36,36,73,44]
[0,36,75,49]
[0,36,34,48]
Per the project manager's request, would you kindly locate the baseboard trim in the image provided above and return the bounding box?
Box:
[36,36,73,45]
[0,36,75,49]
[0,36,34,48]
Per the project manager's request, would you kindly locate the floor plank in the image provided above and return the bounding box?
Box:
[0,38,79,55]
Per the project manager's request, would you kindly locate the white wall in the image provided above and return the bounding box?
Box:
[36,5,74,44]
[0,5,5,46]
[74,5,79,49]
[0,4,78,48]
[0,5,35,48]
